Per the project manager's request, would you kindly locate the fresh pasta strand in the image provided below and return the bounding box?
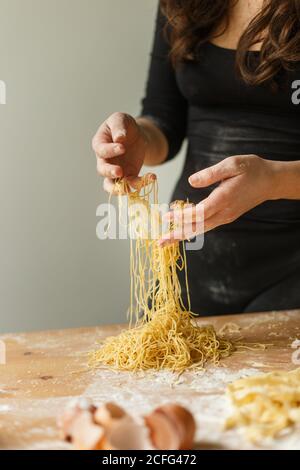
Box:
[90,176,234,372]
[225,368,300,442]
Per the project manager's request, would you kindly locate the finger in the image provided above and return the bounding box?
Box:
[163,204,205,226]
[92,117,127,155]
[107,112,132,144]
[188,157,243,188]
[170,201,194,211]
[103,178,121,195]
[202,186,229,219]
[92,121,112,151]
[103,178,130,195]
[158,209,229,247]
[158,221,204,247]
[203,212,230,233]
[97,159,123,179]
[94,142,125,159]
[103,173,157,195]
[164,185,229,228]
[126,173,156,190]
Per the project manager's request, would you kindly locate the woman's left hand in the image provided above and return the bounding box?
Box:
[159,155,277,246]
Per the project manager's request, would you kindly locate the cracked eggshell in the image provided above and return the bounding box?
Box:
[69,410,105,450]
[145,404,196,450]
[58,399,96,441]
[94,402,127,428]
[104,416,153,450]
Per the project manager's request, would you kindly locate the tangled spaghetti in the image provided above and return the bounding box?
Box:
[90,176,233,372]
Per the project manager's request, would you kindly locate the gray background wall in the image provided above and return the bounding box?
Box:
[0,0,184,333]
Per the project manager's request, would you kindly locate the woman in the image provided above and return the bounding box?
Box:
[93,0,300,316]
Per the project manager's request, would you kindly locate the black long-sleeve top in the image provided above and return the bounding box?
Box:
[140,8,300,315]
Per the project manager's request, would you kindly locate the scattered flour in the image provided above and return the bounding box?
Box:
[79,365,300,450]
[0,404,12,412]
[1,365,300,450]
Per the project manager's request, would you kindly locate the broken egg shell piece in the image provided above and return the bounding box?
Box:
[70,410,106,450]
[58,399,96,440]
[157,404,196,450]
[145,411,181,450]
[145,404,195,450]
[104,416,153,450]
[94,402,127,428]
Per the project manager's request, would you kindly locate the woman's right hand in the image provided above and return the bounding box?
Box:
[92,112,151,194]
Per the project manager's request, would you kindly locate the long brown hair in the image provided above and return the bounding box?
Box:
[160,0,300,87]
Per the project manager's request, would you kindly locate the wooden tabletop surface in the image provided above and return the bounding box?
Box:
[0,310,299,450]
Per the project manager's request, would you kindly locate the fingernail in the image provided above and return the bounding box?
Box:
[189,175,197,185]
[116,131,126,140]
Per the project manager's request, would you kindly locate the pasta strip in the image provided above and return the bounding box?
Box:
[226,368,300,441]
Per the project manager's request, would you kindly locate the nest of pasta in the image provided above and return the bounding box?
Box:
[91,176,233,372]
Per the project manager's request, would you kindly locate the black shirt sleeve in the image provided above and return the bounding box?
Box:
[141,7,188,161]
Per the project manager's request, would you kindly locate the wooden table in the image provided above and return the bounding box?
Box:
[0,310,299,450]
